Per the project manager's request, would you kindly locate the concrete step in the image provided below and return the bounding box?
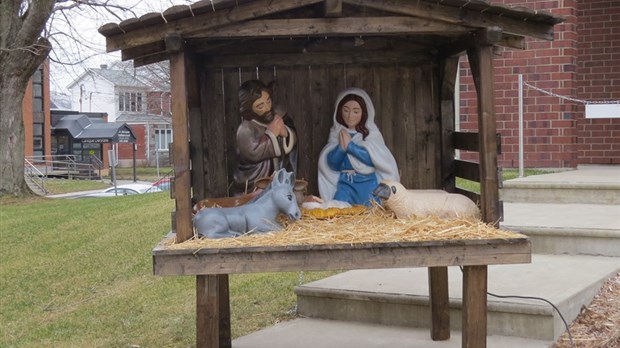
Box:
[502,202,620,257]
[233,318,553,348]
[500,166,620,204]
[294,255,620,341]
[24,174,47,196]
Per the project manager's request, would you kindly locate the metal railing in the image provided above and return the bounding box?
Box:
[24,154,102,180]
[24,158,48,194]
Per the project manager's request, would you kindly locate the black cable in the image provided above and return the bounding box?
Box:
[486,292,575,348]
[459,266,576,348]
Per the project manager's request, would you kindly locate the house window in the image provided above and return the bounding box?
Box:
[155,128,173,151]
[118,91,143,112]
[32,66,44,157]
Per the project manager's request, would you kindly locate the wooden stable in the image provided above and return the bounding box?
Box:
[100,1,562,347]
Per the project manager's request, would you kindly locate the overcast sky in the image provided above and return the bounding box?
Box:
[49,0,194,93]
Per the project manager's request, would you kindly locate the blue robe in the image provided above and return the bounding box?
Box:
[326,139,378,206]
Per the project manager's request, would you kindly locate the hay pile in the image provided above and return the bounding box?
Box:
[552,273,620,348]
[162,207,524,251]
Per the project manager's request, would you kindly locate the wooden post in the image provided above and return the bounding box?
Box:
[439,56,460,193]
[467,41,500,226]
[167,34,193,242]
[218,275,231,347]
[462,265,488,348]
[196,275,231,348]
[428,267,450,340]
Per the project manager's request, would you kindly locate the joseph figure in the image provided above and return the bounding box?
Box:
[233,80,298,193]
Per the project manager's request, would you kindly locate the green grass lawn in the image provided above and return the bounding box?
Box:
[43,179,111,195]
[456,168,555,193]
[0,193,334,347]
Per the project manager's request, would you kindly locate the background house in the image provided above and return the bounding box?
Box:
[459,0,619,168]
[67,63,172,167]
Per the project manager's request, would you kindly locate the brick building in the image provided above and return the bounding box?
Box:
[23,60,52,159]
[459,0,619,168]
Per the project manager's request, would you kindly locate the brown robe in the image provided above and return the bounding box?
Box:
[233,117,297,193]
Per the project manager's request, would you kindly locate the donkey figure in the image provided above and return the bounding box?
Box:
[193,169,301,239]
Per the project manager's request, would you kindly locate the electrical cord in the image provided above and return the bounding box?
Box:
[459,266,576,348]
[486,292,575,348]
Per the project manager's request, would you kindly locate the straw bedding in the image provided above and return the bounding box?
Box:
[162,206,524,251]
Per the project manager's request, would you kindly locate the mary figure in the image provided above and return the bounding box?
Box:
[317,88,400,206]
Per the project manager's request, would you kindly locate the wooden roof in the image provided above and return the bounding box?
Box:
[99,0,563,67]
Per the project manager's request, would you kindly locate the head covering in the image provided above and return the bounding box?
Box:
[317,88,400,201]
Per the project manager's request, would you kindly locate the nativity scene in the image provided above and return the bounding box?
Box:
[99,0,562,346]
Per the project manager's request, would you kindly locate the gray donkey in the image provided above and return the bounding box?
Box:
[193,169,301,238]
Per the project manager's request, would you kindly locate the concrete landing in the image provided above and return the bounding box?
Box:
[294,254,620,341]
[233,318,552,348]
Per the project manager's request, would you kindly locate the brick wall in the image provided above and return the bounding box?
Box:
[458,0,619,168]
[576,0,620,164]
[117,125,146,166]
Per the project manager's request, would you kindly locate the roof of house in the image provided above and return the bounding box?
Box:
[67,66,151,90]
[52,114,136,143]
[115,113,172,124]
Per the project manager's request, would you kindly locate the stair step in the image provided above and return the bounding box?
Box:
[500,166,620,204]
[504,226,620,257]
[233,318,553,348]
[502,202,620,256]
[294,255,620,341]
[500,183,620,204]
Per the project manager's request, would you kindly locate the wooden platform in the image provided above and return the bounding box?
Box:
[153,235,531,348]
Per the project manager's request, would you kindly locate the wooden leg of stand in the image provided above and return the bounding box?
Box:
[197,274,231,348]
[429,266,450,340]
[462,265,487,348]
[218,274,231,348]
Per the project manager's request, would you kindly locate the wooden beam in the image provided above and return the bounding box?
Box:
[106,0,323,52]
[133,51,169,68]
[191,36,429,56]
[439,28,525,57]
[440,57,459,193]
[196,275,231,348]
[342,0,556,41]
[121,41,166,61]
[462,265,488,348]
[204,50,432,67]
[428,267,450,341]
[187,17,469,39]
[453,131,502,154]
[196,275,217,348]
[467,44,501,226]
[153,238,531,276]
[454,159,480,183]
[167,34,193,243]
[324,0,342,17]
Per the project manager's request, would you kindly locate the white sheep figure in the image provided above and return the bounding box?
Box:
[372,180,480,220]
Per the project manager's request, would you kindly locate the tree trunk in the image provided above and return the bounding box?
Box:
[0,73,29,197]
[0,0,56,197]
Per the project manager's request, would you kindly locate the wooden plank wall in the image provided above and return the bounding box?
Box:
[194,62,443,199]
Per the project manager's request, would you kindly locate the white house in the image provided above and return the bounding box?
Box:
[67,64,172,167]
[67,64,151,123]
